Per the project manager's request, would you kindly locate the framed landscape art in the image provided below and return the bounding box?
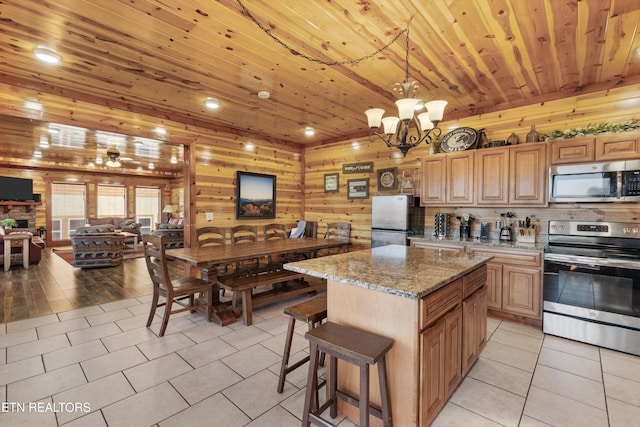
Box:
[236,171,276,219]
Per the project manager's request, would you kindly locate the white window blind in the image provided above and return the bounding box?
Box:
[97,185,126,217]
[136,186,160,231]
[51,183,86,241]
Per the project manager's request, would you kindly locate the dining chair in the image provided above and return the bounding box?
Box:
[196,226,245,296]
[320,222,351,255]
[263,223,288,272]
[143,233,214,337]
[230,225,264,273]
[264,223,288,240]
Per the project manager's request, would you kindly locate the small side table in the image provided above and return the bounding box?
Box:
[3,233,31,271]
[120,232,139,253]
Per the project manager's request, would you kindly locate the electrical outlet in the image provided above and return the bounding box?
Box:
[205,212,214,221]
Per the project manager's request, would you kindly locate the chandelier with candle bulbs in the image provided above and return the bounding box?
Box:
[365,30,447,157]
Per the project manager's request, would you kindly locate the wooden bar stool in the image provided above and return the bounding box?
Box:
[302,321,393,427]
[277,294,327,394]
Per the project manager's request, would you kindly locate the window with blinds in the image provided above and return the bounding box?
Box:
[135,186,160,233]
[97,184,126,217]
[51,183,86,241]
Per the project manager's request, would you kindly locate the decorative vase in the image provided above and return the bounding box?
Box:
[506,132,519,145]
[526,125,540,143]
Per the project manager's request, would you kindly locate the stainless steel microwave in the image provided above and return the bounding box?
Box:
[549,160,640,202]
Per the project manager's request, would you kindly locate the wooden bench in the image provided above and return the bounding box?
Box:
[218,269,320,325]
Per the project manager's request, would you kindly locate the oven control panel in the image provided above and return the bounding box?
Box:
[549,220,640,238]
[577,224,608,232]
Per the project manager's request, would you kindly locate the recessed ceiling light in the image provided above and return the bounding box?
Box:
[351,141,360,149]
[24,101,43,111]
[154,127,166,135]
[204,97,220,109]
[304,127,315,137]
[245,142,255,151]
[257,90,270,99]
[33,46,61,64]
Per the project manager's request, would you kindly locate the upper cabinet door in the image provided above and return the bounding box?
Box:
[550,137,595,164]
[421,156,447,205]
[509,143,547,205]
[475,148,509,205]
[596,134,640,161]
[446,152,474,205]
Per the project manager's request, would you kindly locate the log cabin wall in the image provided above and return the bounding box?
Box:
[304,85,640,246]
[191,135,304,235]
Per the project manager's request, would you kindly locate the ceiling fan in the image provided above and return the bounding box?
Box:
[106,145,121,167]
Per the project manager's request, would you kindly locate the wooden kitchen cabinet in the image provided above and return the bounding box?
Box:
[550,137,595,164]
[596,133,640,160]
[446,151,475,205]
[502,265,541,318]
[475,143,546,206]
[421,156,446,204]
[475,147,509,205]
[485,263,502,310]
[550,132,640,164]
[421,151,474,206]
[509,143,547,205]
[467,246,542,321]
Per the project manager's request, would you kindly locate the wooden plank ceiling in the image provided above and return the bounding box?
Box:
[1,0,640,175]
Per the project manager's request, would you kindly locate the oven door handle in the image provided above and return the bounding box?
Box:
[544,252,640,269]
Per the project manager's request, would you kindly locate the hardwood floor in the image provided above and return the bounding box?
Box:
[0,248,185,323]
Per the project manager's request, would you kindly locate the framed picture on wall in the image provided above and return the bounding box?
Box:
[347,178,369,199]
[236,171,276,219]
[377,167,398,191]
[324,173,339,192]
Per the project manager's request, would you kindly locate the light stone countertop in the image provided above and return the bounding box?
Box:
[409,234,547,252]
[284,244,492,300]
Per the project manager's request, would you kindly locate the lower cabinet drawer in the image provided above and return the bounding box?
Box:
[421,279,462,330]
[463,264,486,298]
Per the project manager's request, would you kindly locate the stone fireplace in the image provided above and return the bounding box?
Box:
[1,204,38,232]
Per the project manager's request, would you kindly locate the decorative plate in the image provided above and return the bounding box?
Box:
[440,127,479,152]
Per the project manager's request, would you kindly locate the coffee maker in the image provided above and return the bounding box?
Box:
[434,213,450,237]
[496,212,514,241]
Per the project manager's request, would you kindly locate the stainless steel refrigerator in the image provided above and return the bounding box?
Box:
[371,194,425,247]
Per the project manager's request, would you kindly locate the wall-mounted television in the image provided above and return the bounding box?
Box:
[0,176,34,201]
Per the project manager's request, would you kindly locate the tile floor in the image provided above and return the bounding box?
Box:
[1,295,639,426]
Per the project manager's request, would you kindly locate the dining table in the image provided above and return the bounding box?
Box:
[166,237,349,326]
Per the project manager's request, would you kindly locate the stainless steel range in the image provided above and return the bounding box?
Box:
[543,221,640,356]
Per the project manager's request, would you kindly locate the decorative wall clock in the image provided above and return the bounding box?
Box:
[440,127,479,152]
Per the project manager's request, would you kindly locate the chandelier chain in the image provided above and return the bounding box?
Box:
[236,0,407,66]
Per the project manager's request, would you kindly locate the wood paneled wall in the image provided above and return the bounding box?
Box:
[191,134,303,236]
[304,85,640,246]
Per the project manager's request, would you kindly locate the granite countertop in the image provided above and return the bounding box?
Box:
[409,234,547,252]
[284,245,492,300]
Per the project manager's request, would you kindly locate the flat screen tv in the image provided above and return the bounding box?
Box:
[0,176,34,201]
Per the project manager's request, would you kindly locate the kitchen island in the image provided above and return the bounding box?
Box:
[285,244,492,426]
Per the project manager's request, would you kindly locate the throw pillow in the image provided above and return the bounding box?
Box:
[119,219,137,230]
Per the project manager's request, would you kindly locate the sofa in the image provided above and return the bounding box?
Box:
[152,223,184,248]
[0,228,45,266]
[70,224,125,268]
[86,217,142,238]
